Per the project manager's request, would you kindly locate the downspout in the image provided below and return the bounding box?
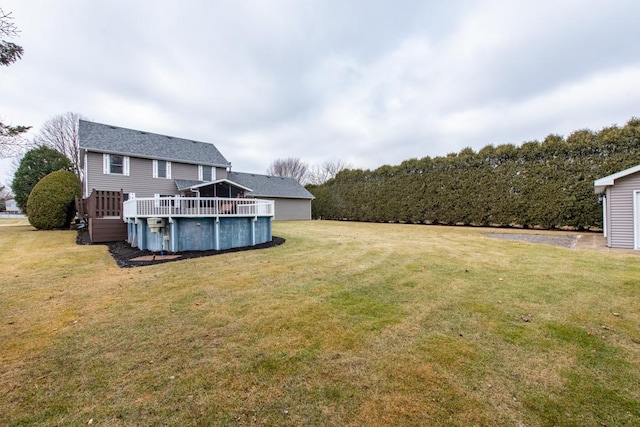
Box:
[83,151,89,197]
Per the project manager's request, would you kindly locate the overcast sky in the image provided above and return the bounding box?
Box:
[2,0,640,188]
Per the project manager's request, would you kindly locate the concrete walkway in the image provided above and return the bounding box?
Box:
[575,233,638,254]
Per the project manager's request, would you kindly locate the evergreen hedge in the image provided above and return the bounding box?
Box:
[308,118,640,230]
[27,170,81,230]
[11,146,74,214]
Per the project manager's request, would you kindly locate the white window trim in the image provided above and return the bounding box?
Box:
[153,160,171,179]
[103,154,130,176]
[84,152,89,197]
[198,165,215,181]
[634,190,639,250]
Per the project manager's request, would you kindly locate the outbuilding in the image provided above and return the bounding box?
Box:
[594,164,640,250]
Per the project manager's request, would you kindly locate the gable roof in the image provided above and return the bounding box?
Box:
[594,164,640,194]
[79,120,230,167]
[174,178,253,193]
[174,179,204,192]
[174,173,314,199]
[228,172,314,199]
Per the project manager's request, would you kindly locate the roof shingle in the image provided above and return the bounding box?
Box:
[228,172,314,199]
[79,120,230,167]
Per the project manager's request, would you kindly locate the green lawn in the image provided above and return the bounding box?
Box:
[1,219,639,426]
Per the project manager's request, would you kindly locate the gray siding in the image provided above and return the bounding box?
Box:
[85,152,229,198]
[259,197,311,220]
[216,168,228,180]
[608,171,640,249]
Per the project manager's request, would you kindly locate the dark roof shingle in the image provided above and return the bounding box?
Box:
[228,172,314,199]
[79,120,230,167]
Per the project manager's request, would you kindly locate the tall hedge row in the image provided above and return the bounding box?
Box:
[307,118,640,230]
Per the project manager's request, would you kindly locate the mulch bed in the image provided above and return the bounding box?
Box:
[76,229,285,268]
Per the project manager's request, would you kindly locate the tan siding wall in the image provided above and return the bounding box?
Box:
[172,162,198,182]
[85,152,229,198]
[608,171,640,249]
[258,197,311,220]
[216,167,228,180]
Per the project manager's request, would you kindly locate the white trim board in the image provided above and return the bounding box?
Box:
[634,190,640,250]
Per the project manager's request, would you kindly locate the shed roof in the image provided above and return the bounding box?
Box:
[79,120,231,167]
[228,172,315,199]
[174,179,204,192]
[594,164,640,194]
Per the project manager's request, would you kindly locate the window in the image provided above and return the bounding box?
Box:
[103,154,130,176]
[153,160,171,179]
[111,155,123,174]
[199,165,215,181]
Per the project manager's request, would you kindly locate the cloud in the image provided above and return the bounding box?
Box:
[1,0,639,187]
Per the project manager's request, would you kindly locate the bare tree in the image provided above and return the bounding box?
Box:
[0,183,11,199]
[0,124,31,158]
[34,112,86,180]
[307,160,351,185]
[266,157,308,183]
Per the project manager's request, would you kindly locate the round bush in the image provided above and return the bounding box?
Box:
[27,170,81,230]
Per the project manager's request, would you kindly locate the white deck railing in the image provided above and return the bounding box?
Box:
[123,196,274,219]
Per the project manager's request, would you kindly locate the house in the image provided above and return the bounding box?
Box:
[228,172,313,220]
[170,172,313,221]
[78,120,314,249]
[3,198,20,213]
[593,164,640,250]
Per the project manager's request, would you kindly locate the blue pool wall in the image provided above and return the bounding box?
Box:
[127,216,272,252]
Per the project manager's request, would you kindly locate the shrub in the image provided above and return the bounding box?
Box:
[27,170,81,230]
[11,146,74,214]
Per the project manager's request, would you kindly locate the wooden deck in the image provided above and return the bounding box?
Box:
[89,217,128,243]
[77,190,128,243]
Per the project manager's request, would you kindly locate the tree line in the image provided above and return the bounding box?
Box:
[307,118,640,230]
[267,157,350,185]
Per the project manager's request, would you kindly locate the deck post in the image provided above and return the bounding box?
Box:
[215,217,220,250]
[138,219,147,250]
[169,218,178,253]
[252,216,257,246]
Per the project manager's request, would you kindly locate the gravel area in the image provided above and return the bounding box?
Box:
[486,233,579,248]
[76,229,285,268]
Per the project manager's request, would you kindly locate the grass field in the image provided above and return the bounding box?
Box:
[1,219,639,426]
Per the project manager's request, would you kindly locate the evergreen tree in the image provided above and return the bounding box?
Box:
[11,146,73,213]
